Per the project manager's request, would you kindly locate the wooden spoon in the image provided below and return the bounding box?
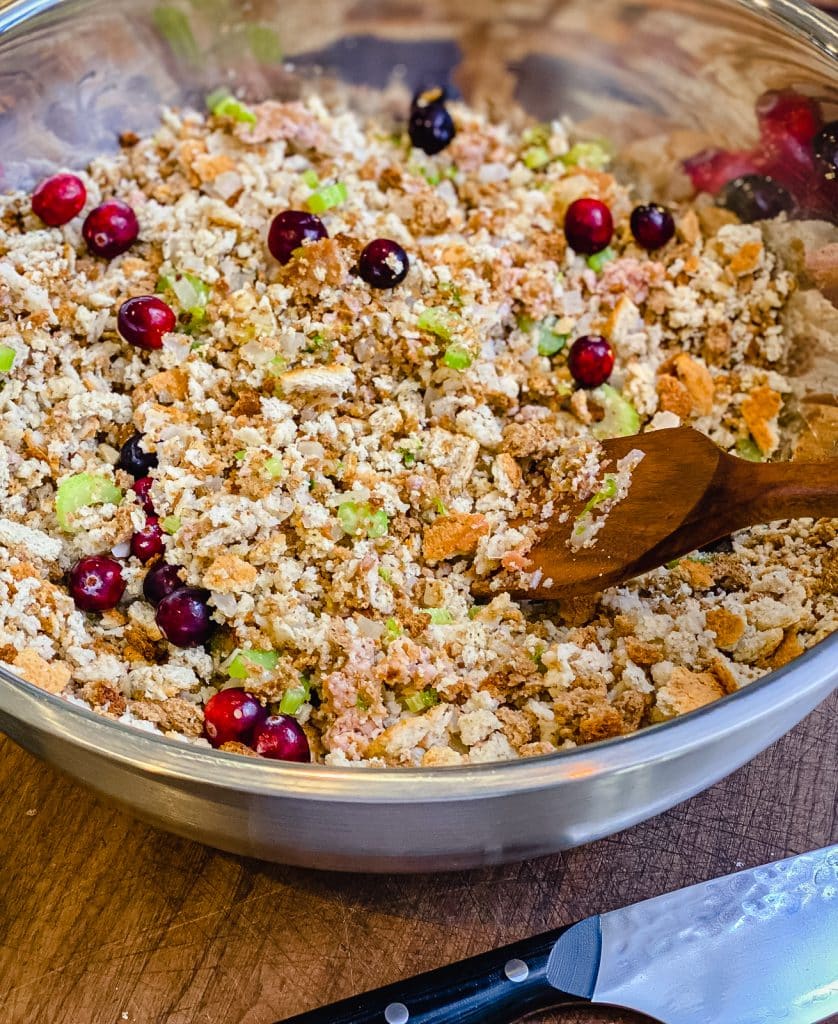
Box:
[503,426,838,600]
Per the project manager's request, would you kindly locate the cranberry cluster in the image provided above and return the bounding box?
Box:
[31,173,140,257]
[683,89,838,222]
[203,688,311,761]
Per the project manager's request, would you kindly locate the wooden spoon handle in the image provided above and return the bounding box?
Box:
[726,455,838,527]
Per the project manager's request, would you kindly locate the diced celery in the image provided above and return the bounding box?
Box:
[385,617,402,639]
[522,123,550,147]
[523,145,551,170]
[206,89,257,124]
[366,508,389,539]
[426,608,454,625]
[417,306,458,341]
[356,694,370,711]
[266,354,287,376]
[582,473,618,515]
[55,474,122,532]
[0,347,16,372]
[306,181,348,214]
[586,246,616,273]
[264,456,283,479]
[399,448,416,468]
[234,449,247,462]
[279,676,311,714]
[405,687,440,713]
[536,322,568,357]
[228,648,279,680]
[302,168,320,189]
[735,436,763,462]
[338,501,362,536]
[161,515,181,534]
[433,497,447,516]
[591,384,641,439]
[378,567,392,584]
[561,141,611,170]
[442,345,472,370]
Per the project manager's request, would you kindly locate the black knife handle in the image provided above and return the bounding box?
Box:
[274,921,598,1024]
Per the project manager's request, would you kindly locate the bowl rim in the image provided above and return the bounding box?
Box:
[0,0,836,802]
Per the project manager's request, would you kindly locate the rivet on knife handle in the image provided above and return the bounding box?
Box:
[272,917,602,1024]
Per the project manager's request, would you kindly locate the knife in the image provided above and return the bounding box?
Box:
[274,846,838,1024]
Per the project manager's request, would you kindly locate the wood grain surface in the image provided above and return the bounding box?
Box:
[0,691,836,1024]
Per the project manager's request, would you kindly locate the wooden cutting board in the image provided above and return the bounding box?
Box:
[0,691,836,1024]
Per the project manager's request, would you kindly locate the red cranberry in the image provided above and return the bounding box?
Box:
[83,199,139,258]
[131,515,165,563]
[564,198,613,255]
[156,587,214,647]
[143,561,184,605]
[630,203,675,251]
[408,87,456,155]
[756,90,822,147]
[252,714,311,762]
[117,296,176,351]
[119,432,158,478]
[31,173,86,226]
[683,148,759,195]
[267,210,327,265]
[131,476,155,515]
[68,555,126,612]
[814,120,838,172]
[358,238,409,289]
[568,334,614,388]
[203,688,268,748]
[720,174,794,223]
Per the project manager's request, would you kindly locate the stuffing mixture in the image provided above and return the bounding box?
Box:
[0,84,835,767]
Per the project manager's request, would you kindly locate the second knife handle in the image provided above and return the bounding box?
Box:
[274,920,599,1024]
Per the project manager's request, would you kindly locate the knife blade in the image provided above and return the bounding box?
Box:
[273,846,838,1024]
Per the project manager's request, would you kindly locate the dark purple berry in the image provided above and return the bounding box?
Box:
[814,120,838,172]
[131,476,155,516]
[719,174,794,223]
[630,203,675,251]
[203,688,268,748]
[568,335,614,388]
[267,210,327,265]
[143,561,184,605]
[564,198,614,255]
[131,516,165,564]
[68,555,126,612]
[358,238,409,289]
[117,295,176,351]
[82,199,139,258]
[408,87,456,156]
[31,173,86,226]
[119,432,158,479]
[156,587,214,647]
[253,714,311,761]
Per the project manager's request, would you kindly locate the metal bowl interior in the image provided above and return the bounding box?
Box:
[0,0,836,870]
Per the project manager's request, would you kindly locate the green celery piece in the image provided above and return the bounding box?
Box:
[366,509,389,539]
[586,246,616,273]
[153,6,200,63]
[228,649,279,680]
[523,145,551,170]
[405,687,440,713]
[735,436,763,462]
[233,449,247,462]
[417,306,458,341]
[521,123,550,147]
[337,501,362,536]
[536,321,568,357]
[561,141,611,170]
[279,676,311,714]
[301,168,319,189]
[263,456,283,479]
[582,473,618,515]
[0,347,16,372]
[207,92,256,125]
[306,182,348,214]
[427,608,454,625]
[591,384,641,440]
[385,617,402,639]
[55,474,122,532]
[161,515,181,534]
[442,345,471,370]
[377,567,392,584]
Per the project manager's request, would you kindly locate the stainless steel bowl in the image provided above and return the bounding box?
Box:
[0,0,836,872]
